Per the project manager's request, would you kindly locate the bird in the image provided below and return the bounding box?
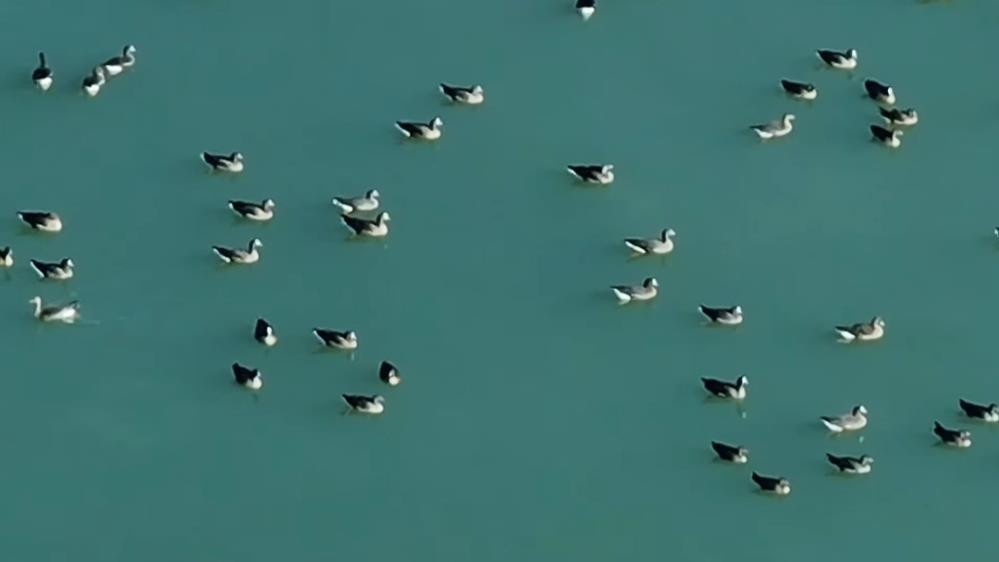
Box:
[29,258,74,280]
[750,113,795,140]
[341,211,390,237]
[879,107,919,126]
[576,0,596,20]
[863,79,896,105]
[751,472,791,495]
[212,238,262,264]
[102,44,136,75]
[567,164,614,185]
[32,52,53,91]
[0,247,12,267]
[395,117,443,140]
[624,228,675,255]
[254,318,278,347]
[379,361,402,386]
[959,399,999,422]
[698,305,744,326]
[313,328,359,350]
[711,441,749,463]
[81,66,106,97]
[231,362,263,390]
[780,79,817,100]
[933,421,971,448]
[820,405,868,433]
[826,453,874,474]
[439,83,485,105]
[16,211,62,232]
[817,48,858,70]
[228,199,275,221]
[343,394,385,414]
[701,375,748,400]
[870,125,903,148]
[611,277,659,304]
[332,189,380,214]
[201,151,244,173]
[835,317,885,342]
[28,296,80,323]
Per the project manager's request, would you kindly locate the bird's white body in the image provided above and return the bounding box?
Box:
[752,114,795,139]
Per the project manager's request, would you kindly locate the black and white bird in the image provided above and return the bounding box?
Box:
[611,277,658,304]
[395,117,443,140]
[212,238,262,264]
[343,394,385,414]
[835,316,885,342]
[711,441,749,463]
[232,362,263,390]
[576,0,596,20]
[870,124,902,148]
[201,151,244,173]
[17,211,62,232]
[313,328,359,350]
[933,421,971,448]
[959,399,999,423]
[379,361,402,386]
[81,66,106,97]
[228,199,275,221]
[780,79,817,100]
[32,52,53,91]
[567,164,614,185]
[701,375,748,400]
[439,83,485,105]
[102,44,136,76]
[0,247,12,268]
[624,228,675,255]
[698,305,744,326]
[254,318,278,347]
[751,472,791,495]
[341,211,390,237]
[879,107,919,126]
[826,453,874,474]
[28,296,79,323]
[821,405,868,433]
[29,258,74,280]
[817,48,858,70]
[751,113,795,140]
[332,189,380,214]
[863,79,896,105]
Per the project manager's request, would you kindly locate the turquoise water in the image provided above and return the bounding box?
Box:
[2,0,999,559]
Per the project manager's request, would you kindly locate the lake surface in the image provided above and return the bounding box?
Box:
[1,0,998,559]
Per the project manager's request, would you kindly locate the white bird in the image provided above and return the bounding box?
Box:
[32,52,53,91]
[820,405,868,433]
[341,211,390,237]
[611,277,658,303]
[751,113,795,140]
[29,296,80,323]
[17,211,62,232]
[835,316,885,342]
[102,44,136,75]
[313,328,358,350]
[29,258,74,280]
[228,199,275,221]
[624,228,675,255]
[870,125,903,148]
[201,151,244,173]
[81,66,106,97]
[212,238,262,264]
[817,48,858,70]
[576,0,596,20]
[567,164,614,185]
[343,394,385,414]
[232,362,263,390]
[0,247,12,267]
[379,361,402,386]
[395,117,443,140]
[332,189,380,214]
[826,453,874,474]
[439,83,484,105]
[254,318,278,347]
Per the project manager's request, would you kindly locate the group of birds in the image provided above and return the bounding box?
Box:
[32,45,137,97]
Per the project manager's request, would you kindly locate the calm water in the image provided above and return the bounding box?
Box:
[2,0,999,559]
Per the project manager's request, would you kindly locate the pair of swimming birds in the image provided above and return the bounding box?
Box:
[232,360,401,396]
[232,364,388,415]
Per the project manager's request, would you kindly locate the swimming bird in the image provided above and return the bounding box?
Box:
[750,113,795,140]
[933,421,971,447]
[611,277,659,304]
[313,328,358,350]
[102,44,136,75]
[29,258,74,280]
[232,362,263,390]
[711,441,749,463]
[254,318,278,347]
[395,117,443,140]
[81,66,105,97]
[341,211,390,237]
[701,375,748,400]
[820,405,868,433]
[228,199,275,221]
[32,52,53,91]
[379,361,402,386]
[201,151,244,173]
[28,296,80,323]
[17,211,62,232]
[780,79,817,100]
[343,394,385,414]
[863,79,895,105]
[699,305,744,326]
[567,164,614,185]
[817,48,858,69]
[212,238,262,264]
[439,83,485,105]
[880,107,919,126]
[576,0,596,20]
[959,399,999,422]
[332,189,380,214]
[870,124,903,148]
[0,247,13,267]
[624,228,675,255]
[835,317,885,342]
[751,472,791,495]
[826,453,874,474]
